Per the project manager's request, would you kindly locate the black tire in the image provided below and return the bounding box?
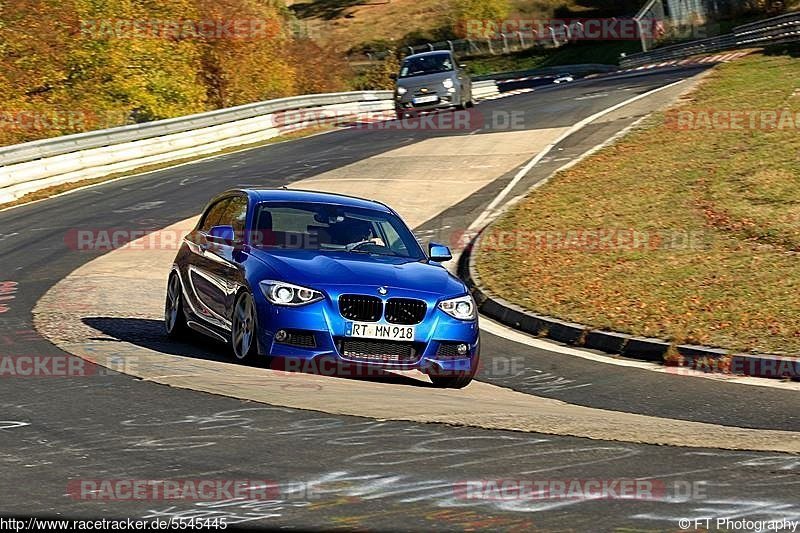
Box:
[164,273,189,338]
[430,352,479,389]
[230,291,259,363]
[430,373,474,389]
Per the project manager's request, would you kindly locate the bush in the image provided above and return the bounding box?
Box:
[350,52,401,91]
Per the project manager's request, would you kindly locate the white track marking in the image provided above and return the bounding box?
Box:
[465,79,685,235]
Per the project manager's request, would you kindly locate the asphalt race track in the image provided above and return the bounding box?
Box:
[2,65,799,531]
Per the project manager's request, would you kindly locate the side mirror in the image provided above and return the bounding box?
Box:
[389,73,398,80]
[207,225,236,245]
[429,242,453,262]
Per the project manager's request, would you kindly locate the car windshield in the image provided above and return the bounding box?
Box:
[399,53,454,78]
[250,201,425,259]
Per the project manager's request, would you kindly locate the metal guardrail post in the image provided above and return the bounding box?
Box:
[636,18,649,52]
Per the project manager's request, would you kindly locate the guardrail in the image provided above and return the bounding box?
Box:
[404,29,566,59]
[621,11,800,68]
[0,61,621,206]
[0,91,393,204]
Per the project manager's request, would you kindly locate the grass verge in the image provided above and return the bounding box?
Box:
[0,125,335,212]
[475,45,800,355]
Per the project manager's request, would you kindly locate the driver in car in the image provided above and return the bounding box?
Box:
[332,218,385,249]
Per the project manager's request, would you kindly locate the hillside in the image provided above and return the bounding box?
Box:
[286,0,648,53]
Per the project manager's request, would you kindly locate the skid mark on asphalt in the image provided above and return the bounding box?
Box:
[113,201,166,213]
[0,420,30,430]
[4,393,797,528]
[115,409,800,528]
[481,367,592,393]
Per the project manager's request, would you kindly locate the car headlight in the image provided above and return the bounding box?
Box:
[442,78,455,89]
[438,295,476,321]
[260,280,323,307]
[396,86,407,95]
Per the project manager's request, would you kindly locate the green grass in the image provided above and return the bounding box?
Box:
[475,45,800,355]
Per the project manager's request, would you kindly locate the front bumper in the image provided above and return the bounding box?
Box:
[254,288,479,375]
[395,88,461,113]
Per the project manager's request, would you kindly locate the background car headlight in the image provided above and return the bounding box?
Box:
[396,86,407,95]
[442,78,454,89]
[260,280,323,306]
[438,295,476,320]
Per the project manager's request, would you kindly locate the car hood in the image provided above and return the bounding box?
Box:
[248,248,466,296]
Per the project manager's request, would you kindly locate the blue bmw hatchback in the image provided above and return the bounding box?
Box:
[165,189,480,388]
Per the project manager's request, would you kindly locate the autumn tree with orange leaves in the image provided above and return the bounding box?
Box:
[0,0,350,145]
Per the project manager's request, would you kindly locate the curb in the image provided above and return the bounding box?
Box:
[459,236,800,382]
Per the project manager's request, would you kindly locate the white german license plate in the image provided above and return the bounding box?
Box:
[412,95,439,104]
[347,322,415,341]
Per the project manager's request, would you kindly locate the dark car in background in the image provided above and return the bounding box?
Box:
[393,51,474,119]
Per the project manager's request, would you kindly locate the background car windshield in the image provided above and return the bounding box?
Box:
[399,54,453,78]
[252,202,425,259]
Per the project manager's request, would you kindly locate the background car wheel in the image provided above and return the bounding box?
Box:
[164,273,188,338]
[231,291,259,363]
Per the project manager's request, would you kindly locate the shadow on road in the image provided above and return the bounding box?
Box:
[82,316,433,388]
